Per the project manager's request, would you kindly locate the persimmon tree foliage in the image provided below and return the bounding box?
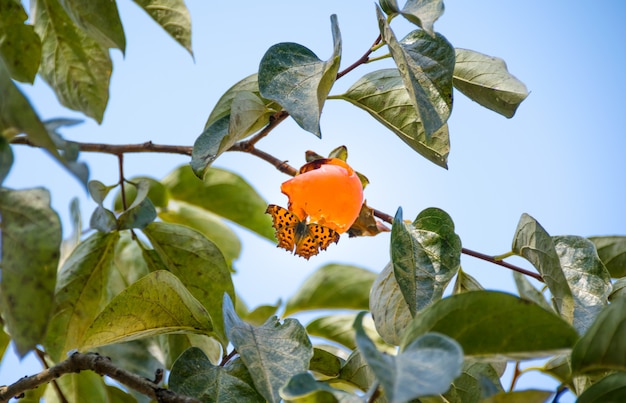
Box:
[1,0,625,402]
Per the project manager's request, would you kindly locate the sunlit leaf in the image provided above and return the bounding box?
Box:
[162,165,275,240]
[391,207,461,316]
[337,68,449,168]
[377,6,454,138]
[284,264,376,316]
[370,261,413,346]
[452,267,483,294]
[33,0,112,122]
[169,347,265,402]
[143,222,234,345]
[57,0,126,51]
[0,188,60,356]
[0,0,41,83]
[307,313,394,354]
[133,0,193,56]
[80,270,214,350]
[589,236,626,278]
[571,298,626,374]
[576,372,626,403]
[553,236,611,334]
[355,312,463,403]
[399,0,445,37]
[159,200,241,265]
[453,48,528,118]
[192,76,276,175]
[244,302,280,327]
[259,15,341,137]
[223,294,313,403]
[512,213,575,323]
[44,231,120,361]
[401,291,579,358]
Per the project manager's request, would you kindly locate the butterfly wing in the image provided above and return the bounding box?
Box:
[266,204,299,252]
[295,224,340,260]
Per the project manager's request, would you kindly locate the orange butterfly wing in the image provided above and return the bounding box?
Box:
[266,204,340,259]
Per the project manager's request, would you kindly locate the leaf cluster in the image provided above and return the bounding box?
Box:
[1,1,625,402]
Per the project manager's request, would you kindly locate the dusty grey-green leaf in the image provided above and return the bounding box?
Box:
[377,6,454,138]
[0,188,60,356]
[337,68,449,168]
[399,0,445,37]
[169,347,265,402]
[512,213,574,323]
[553,235,611,334]
[258,15,341,137]
[280,372,363,403]
[453,48,528,118]
[513,271,553,312]
[223,294,313,403]
[391,207,461,316]
[355,312,463,403]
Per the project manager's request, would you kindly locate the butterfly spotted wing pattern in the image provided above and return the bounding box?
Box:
[266,204,340,259]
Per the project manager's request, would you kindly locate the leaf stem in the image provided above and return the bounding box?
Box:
[462,248,543,282]
[336,35,382,79]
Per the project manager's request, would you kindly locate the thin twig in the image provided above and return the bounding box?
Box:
[10,137,192,156]
[118,154,128,211]
[0,352,201,403]
[462,247,544,282]
[336,35,382,79]
[35,348,67,403]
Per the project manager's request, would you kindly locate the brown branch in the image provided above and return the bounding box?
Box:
[35,348,67,403]
[0,352,201,403]
[461,247,543,282]
[10,137,192,156]
[337,34,382,80]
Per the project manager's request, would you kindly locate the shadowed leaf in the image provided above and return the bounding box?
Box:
[0,0,41,83]
[133,0,193,56]
[589,236,626,278]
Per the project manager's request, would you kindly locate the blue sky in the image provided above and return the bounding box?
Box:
[3,1,626,399]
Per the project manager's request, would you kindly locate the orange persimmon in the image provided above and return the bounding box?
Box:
[281,158,364,234]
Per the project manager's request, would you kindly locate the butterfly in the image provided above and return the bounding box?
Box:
[266,204,340,259]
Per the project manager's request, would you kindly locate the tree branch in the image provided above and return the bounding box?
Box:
[10,137,192,156]
[0,352,200,403]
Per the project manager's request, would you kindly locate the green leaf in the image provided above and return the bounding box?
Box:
[609,277,626,302]
[540,354,572,389]
[399,0,445,37]
[401,291,579,358]
[0,0,41,83]
[42,118,89,184]
[589,236,626,278]
[453,48,529,118]
[114,176,169,211]
[444,360,504,402]
[336,68,449,168]
[258,15,341,137]
[280,372,363,403]
[391,207,461,316]
[576,372,626,403]
[481,390,553,403]
[159,333,223,368]
[512,213,575,323]
[354,312,463,403]
[162,164,275,240]
[369,261,413,346]
[159,200,241,265]
[33,0,111,122]
[44,231,120,361]
[133,0,193,56]
[513,271,553,312]
[88,180,118,232]
[117,179,158,230]
[0,188,61,356]
[377,6,454,138]
[338,350,377,393]
[42,369,117,403]
[307,313,394,354]
[553,236,611,334]
[310,347,343,379]
[142,222,234,345]
[80,270,214,350]
[452,267,483,294]
[169,347,265,402]
[192,91,273,176]
[95,338,163,381]
[223,294,313,403]
[571,298,626,374]
[244,302,281,327]
[284,264,377,316]
[57,0,126,51]
[0,136,13,185]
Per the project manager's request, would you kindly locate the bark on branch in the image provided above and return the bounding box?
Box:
[0,352,200,403]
